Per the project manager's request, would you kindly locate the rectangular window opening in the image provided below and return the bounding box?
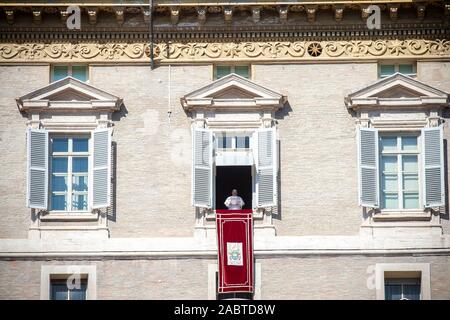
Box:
[215,166,252,210]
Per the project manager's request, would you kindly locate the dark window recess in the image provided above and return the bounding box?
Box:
[215,166,252,210]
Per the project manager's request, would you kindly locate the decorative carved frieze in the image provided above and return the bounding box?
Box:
[0,39,447,63]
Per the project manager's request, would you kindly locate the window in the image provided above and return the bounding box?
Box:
[214,65,250,80]
[50,136,90,211]
[379,63,416,78]
[385,278,421,300]
[51,279,87,300]
[52,65,88,82]
[216,132,251,150]
[379,134,420,210]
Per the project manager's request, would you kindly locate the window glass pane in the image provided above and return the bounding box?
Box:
[381,156,397,173]
[382,175,398,192]
[73,175,88,192]
[218,135,232,149]
[385,284,402,300]
[52,138,68,152]
[380,65,395,77]
[51,283,68,300]
[383,193,399,209]
[70,283,87,300]
[72,66,88,82]
[72,194,88,211]
[403,175,418,191]
[403,193,419,209]
[401,136,417,151]
[216,66,231,79]
[403,284,421,300]
[234,66,249,78]
[72,157,88,173]
[236,136,250,149]
[52,157,68,173]
[52,175,67,192]
[399,64,414,75]
[402,155,418,173]
[381,137,397,152]
[52,66,69,81]
[51,194,67,211]
[73,138,89,152]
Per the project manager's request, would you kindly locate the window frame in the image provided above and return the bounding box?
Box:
[49,134,91,214]
[50,278,88,300]
[51,64,89,83]
[378,62,416,79]
[378,132,422,211]
[384,277,421,300]
[375,263,430,300]
[213,64,251,80]
[41,265,97,300]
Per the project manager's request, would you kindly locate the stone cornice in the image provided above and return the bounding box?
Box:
[0,1,447,26]
[0,38,448,63]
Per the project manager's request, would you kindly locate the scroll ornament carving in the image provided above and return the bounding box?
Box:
[0,39,448,62]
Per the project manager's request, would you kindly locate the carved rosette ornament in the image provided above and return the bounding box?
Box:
[0,39,448,63]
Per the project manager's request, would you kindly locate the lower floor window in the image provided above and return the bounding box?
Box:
[50,279,87,300]
[385,278,421,300]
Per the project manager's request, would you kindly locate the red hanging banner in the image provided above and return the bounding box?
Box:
[216,209,254,293]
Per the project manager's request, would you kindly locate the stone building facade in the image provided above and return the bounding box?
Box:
[0,0,449,300]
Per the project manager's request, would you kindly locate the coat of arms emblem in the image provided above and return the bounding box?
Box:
[227,242,243,266]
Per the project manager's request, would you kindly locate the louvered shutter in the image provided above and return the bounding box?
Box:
[422,126,444,208]
[192,127,213,208]
[255,127,277,207]
[27,129,48,209]
[358,127,379,208]
[92,128,111,209]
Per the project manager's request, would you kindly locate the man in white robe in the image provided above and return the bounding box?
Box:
[224,189,245,210]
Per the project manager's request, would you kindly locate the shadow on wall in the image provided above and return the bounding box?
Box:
[107,102,128,223]
[107,141,117,222]
[443,138,449,220]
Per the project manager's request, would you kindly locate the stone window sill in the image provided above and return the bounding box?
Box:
[373,209,431,221]
[40,211,99,221]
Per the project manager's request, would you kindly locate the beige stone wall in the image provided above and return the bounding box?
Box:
[254,62,377,236]
[418,61,450,235]
[0,65,49,239]
[0,61,449,239]
[0,255,449,299]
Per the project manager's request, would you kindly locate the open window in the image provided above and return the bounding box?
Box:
[192,127,277,211]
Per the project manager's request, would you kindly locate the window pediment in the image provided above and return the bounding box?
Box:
[16,76,122,113]
[181,73,286,111]
[345,73,449,109]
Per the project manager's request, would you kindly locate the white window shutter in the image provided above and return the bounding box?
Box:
[27,128,48,210]
[92,128,111,209]
[255,127,277,208]
[192,127,213,208]
[422,125,444,208]
[358,127,379,208]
